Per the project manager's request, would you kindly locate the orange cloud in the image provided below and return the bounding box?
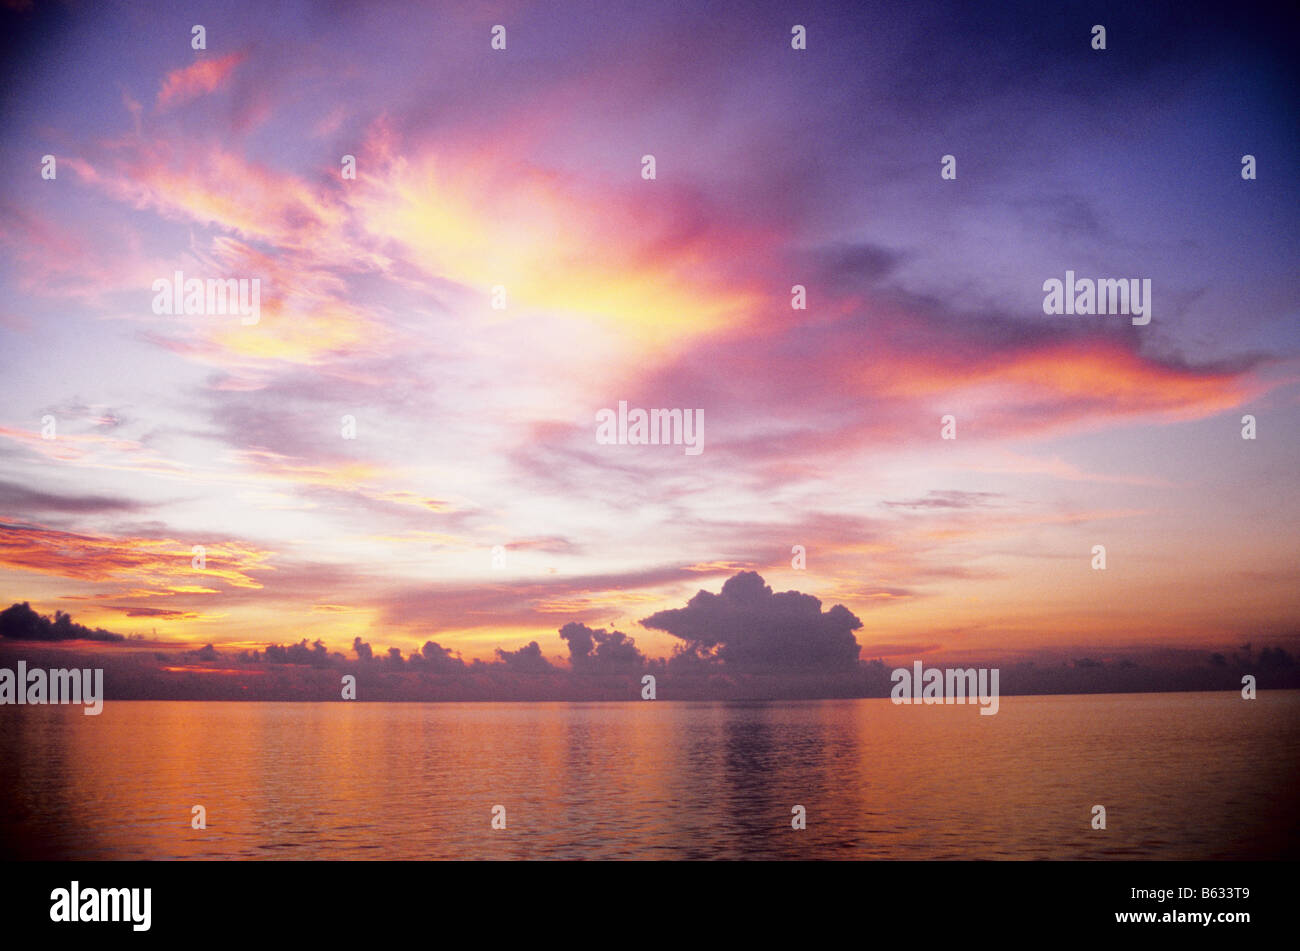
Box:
[349,137,767,355]
[0,522,272,591]
[157,52,246,109]
[68,146,348,257]
[865,337,1256,434]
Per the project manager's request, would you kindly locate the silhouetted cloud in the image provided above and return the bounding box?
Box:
[1258,647,1295,669]
[408,640,465,673]
[494,641,554,673]
[0,602,124,641]
[4,600,1297,702]
[640,571,863,671]
[256,639,338,668]
[559,621,646,672]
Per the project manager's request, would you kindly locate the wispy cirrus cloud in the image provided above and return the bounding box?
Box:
[0,479,147,516]
[156,52,247,109]
[0,520,271,590]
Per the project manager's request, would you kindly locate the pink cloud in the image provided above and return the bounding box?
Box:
[156,52,246,109]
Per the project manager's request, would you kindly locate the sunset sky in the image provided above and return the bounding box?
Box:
[1,0,1296,674]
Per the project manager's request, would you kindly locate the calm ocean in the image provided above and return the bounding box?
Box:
[2,691,1296,859]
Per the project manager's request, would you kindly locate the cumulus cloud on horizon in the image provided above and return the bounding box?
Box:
[559,621,647,672]
[640,571,863,671]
